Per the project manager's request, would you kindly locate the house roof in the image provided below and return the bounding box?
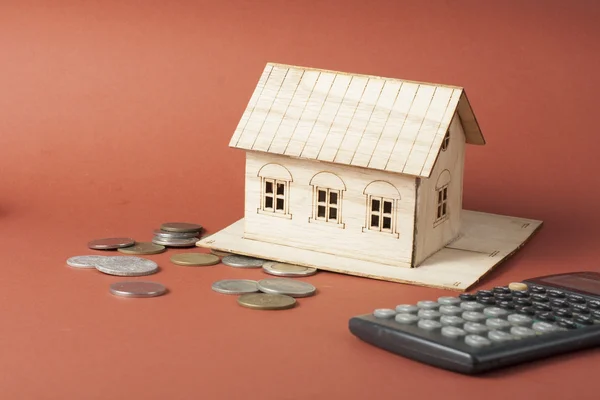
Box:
[229,63,485,178]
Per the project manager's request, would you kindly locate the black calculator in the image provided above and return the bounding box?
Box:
[348,271,600,374]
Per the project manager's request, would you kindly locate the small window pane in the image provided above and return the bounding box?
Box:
[318,190,326,203]
[443,188,447,200]
[265,196,273,209]
[329,191,338,205]
[383,217,391,230]
[265,181,273,194]
[276,198,284,210]
[383,200,392,214]
[371,214,379,228]
[329,207,338,220]
[438,190,443,203]
[318,205,326,218]
[437,205,442,218]
[442,203,447,215]
[371,198,380,212]
[277,183,285,195]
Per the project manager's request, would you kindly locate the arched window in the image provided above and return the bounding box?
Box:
[363,181,401,234]
[441,130,450,151]
[435,170,451,225]
[257,163,292,218]
[309,172,346,226]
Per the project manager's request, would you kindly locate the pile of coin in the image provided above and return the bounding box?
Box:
[152,222,203,248]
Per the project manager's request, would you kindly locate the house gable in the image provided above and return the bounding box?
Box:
[229,62,485,179]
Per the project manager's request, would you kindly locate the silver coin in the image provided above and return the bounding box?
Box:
[152,229,199,239]
[88,237,135,250]
[95,256,158,276]
[257,278,316,297]
[262,261,317,277]
[66,255,108,269]
[222,255,265,268]
[160,222,203,233]
[152,237,198,247]
[211,279,259,295]
[109,281,167,298]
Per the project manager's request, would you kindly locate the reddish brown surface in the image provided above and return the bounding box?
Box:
[1,1,599,398]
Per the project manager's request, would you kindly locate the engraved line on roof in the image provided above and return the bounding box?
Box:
[249,68,290,150]
[315,75,353,160]
[298,73,338,158]
[266,70,306,153]
[365,81,403,168]
[349,80,387,165]
[234,66,274,148]
[398,86,438,172]
[282,70,321,155]
[382,84,420,171]
[331,77,370,164]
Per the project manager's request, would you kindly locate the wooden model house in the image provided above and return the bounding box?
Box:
[198,63,543,291]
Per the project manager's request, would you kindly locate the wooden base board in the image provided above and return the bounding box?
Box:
[196,210,543,291]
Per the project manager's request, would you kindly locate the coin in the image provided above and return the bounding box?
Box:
[257,278,316,297]
[117,242,166,255]
[153,229,199,239]
[170,253,220,266]
[222,255,265,268]
[66,255,108,269]
[211,279,259,294]
[88,237,135,250]
[152,237,198,248]
[211,248,233,257]
[509,282,528,291]
[160,222,203,233]
[237,293,296,310]
[109,281,167,298]
[262,261,317,277]
[95,256,158,276]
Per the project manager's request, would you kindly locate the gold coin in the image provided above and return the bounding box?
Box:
[237,293,296,310]
[117,242,166,255]
[170,253,220,266]
[508,282,528,291]
[211,248,233,257]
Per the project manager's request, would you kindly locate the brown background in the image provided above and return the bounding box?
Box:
[1,0,599,398]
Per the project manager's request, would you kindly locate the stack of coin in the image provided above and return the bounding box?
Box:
[152,222,203,248]
[261,261,318,277]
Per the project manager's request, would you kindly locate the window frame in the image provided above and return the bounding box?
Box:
[259,177,291,218]
[367,195,395,234]
[314,186,341,224]
[434,184,449,225]
[441,131,450,151]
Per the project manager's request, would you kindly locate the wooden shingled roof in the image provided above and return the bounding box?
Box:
[229,63,485,178]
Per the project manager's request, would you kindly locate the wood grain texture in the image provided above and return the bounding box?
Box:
[243,151,416,267]
[197,210,543,291]
[230,63,485,178]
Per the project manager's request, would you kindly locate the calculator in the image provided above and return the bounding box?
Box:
[348,271,600,374]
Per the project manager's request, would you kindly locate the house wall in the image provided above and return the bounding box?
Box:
[413,113,466,265]
[243,151,417,267]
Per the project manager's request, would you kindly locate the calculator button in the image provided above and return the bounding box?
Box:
[440,315,465,327]
[547,289,565,298]
[439,305,463,316]
[460,301,484,311]
[497,300,515,310]
[437,296,461,305]
[532,321,561,334]
[395,305,419,314]
[531,293,548,302]
[488,330,515,342]
[462,311,487,323]
[493,286,511,294]
[570,303,589,314]
[464,322,489,335]
[486,318,511,330]
[550,298,569,308]
[530,285,546,293]
[417,300,440,310]
[510,326,537,338]
[477,290,494,298]
[395,313,420,324]
[418,309,441,320]
[556,318,578,330]
[554,308,572,318]
[508,282,528,292]
[514,297,533,306]
[533,303,552,312]
[465,334,492,347]
[441,326,467,339]
[515,305,536,316]
[478,297,496,305]
[511,290,530,298]
[459,293,477,301]
[591,310,600,320]
[535,311,555,322]
[483,307,508,318]
[508,314,533,326]
[588,300,600,310]
[573,314,594,326]
[418,319,442,331]
[494,293,513,301]
[567,294,586,304]
[373,309,396,319]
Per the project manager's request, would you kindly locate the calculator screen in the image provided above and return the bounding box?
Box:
[540,274,600,296]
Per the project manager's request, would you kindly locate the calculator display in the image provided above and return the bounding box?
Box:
[539,273,600,296]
